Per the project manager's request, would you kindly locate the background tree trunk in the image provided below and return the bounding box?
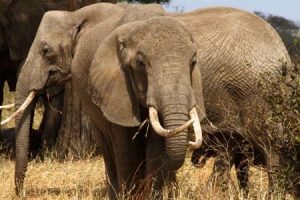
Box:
[66,0,81,11]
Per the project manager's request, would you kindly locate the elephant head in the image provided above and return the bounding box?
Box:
[88,17,205,170]
[3,3,124,194]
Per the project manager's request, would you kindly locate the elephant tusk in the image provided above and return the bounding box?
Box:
[1,91,35,125]
[0,103,15,109]
[149,106,194,137]
[188,107,203,149]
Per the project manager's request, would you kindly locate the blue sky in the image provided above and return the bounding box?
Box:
[164,0,300,21]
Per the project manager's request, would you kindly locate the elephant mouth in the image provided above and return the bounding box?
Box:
[46,68,72,88]
[149,106,203,149]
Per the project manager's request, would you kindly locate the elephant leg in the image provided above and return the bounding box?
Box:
[109,125,145,197]
[265,151,281,197]
[40,91,63,151]
[6,64,18,92]
[0,79,3,121]
[98,131,118,200]
[145,129,166,198]
[208,155,235,193]
[234,153,250,194]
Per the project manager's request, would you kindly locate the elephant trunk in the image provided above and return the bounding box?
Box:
[147,59,203,170]
[15,95,34,194]
[162,103,190,170]
[14,67,36,195]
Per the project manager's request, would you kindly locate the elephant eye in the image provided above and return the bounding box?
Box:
[40,43,55,59]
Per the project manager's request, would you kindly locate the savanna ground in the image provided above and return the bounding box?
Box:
[0,83,293,200]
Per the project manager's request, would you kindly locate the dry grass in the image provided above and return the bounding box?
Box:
[0,156,107,199]
[1,152,286,200]
[0,84,294,200]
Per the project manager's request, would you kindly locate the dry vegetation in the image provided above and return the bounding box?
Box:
[1,152,275,200]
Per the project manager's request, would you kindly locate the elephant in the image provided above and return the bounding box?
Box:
[0,0,68,156]
[8,3,167,196]
[173,7,295,196]
[0,0,44,120]
[191,131,265,193]
[76,7,292,198]
[0,128,42,159]
[0,47,20,118]
[77,6,293,197]
[72,13,204,199]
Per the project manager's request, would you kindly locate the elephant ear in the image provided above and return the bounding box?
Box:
[7,0,44,61]
[192,60,206,121]
[88,29,141,127]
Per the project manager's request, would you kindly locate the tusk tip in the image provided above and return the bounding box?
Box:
[189,140,202,149]
[1,121,7,125]
[0,103,15,109]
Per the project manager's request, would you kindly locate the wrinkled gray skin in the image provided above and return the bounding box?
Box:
[173,7,295,195]
[14,3,170,197]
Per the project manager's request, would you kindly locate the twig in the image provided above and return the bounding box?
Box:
[145,121,150,138]
[132,119,148,141]
[196,105,218,130]
[47,93,63,115]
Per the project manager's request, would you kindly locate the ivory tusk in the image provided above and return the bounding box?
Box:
[189,107,203,149]
[149,106,194,137]
[1,91,35,125]
[0,104,15,109]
